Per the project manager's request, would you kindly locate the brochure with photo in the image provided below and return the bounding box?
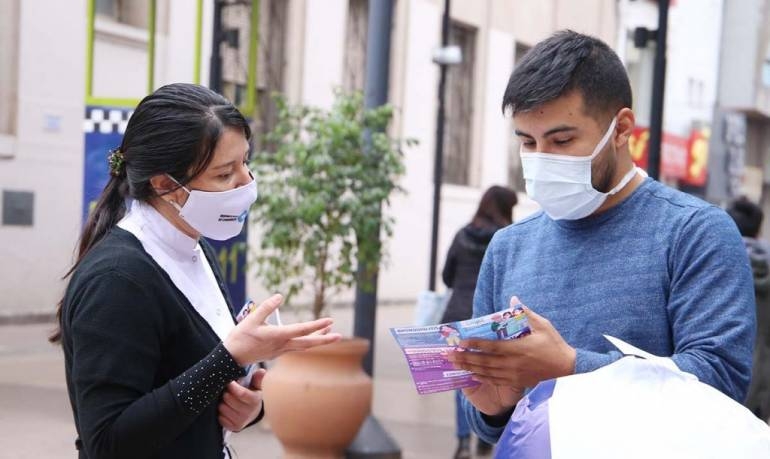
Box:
[390,297,531,394]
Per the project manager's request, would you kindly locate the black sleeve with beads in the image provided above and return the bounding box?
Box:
[171,343,246,414]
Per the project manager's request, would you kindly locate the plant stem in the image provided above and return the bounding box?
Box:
[314,244,328,319]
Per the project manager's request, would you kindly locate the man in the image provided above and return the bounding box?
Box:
[727,197,770,421]
[447,30,755,444]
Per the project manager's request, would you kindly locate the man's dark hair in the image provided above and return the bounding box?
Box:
[502,30,632,119]
[727,197,764,238]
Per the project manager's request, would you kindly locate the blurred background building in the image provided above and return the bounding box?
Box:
[706,0,770,232]
[1,0,770,317]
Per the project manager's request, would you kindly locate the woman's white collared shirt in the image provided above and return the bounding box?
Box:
[118,200,235,341]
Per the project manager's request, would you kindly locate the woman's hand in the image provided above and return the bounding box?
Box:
[223,294,341,366]
[218,369,266,432]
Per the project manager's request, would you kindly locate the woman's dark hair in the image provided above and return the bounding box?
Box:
[471,185,518,229]
[50,83,251,342]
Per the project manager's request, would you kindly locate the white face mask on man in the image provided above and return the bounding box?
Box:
[519,117,638,221]
[167,173,258,240]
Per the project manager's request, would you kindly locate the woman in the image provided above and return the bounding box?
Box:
[51,83,340,459]
[441,185,518,459]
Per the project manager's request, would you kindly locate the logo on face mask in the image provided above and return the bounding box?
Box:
[167,174,258,240]
[217,210,249,223]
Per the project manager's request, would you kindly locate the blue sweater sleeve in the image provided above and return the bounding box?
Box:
[575,206,755,398]
[666,206,755,402]
[462,240,510,444]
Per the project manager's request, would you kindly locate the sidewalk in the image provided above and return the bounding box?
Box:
[0,303,479,459]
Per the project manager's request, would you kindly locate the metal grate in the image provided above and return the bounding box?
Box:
[2,190,34,226]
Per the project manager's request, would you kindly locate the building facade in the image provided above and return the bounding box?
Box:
[0,0,617,316]
[615,0,723,195]
[706,0,770,236]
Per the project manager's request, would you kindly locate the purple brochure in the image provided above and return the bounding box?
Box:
[390,303,531,395]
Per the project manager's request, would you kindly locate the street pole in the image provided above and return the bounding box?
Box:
[348,0,401,457]
[428,0,450,291]
[353,0,393,382]
[647,0,669,181]
[209,0,223,93]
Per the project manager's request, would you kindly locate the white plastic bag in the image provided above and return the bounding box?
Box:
[495,337,770,459]
[413,289,451,326]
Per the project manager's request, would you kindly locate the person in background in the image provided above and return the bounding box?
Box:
[728,197,770,422]
[441,185,518,458]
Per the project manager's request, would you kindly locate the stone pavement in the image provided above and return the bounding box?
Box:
[0,303,492,459]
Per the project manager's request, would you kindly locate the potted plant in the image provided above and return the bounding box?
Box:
[250,90,413,458]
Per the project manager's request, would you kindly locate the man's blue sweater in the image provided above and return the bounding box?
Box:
[463,177,756,443]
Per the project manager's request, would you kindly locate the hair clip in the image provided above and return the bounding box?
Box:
[107,148,126,177]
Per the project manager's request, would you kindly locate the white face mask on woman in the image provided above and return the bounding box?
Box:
[519,117,638,221]
[167,173,258,240]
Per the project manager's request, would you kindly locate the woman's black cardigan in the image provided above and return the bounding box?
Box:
[61,228,263,459]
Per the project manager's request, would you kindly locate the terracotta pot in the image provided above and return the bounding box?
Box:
[262,337,373,458]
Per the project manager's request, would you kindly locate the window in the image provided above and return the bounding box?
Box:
[442,21,476,186]
[95,0,150,30]
[221,1,253,106]
[91,0,168,101]
[762,45,770,88]
[687,78,704,108]
[0,0,19,143]
[507,42,531,191]
[343,0,369,93]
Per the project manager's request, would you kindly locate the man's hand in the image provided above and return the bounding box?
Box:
[218,368,266,432]
[461,382,524,417]
[447,300,576,414]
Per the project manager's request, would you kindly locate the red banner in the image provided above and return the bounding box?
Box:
[629,127,649,170]
[682,128,710,186]
[661,132,689,179]
[629,126,706,184]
